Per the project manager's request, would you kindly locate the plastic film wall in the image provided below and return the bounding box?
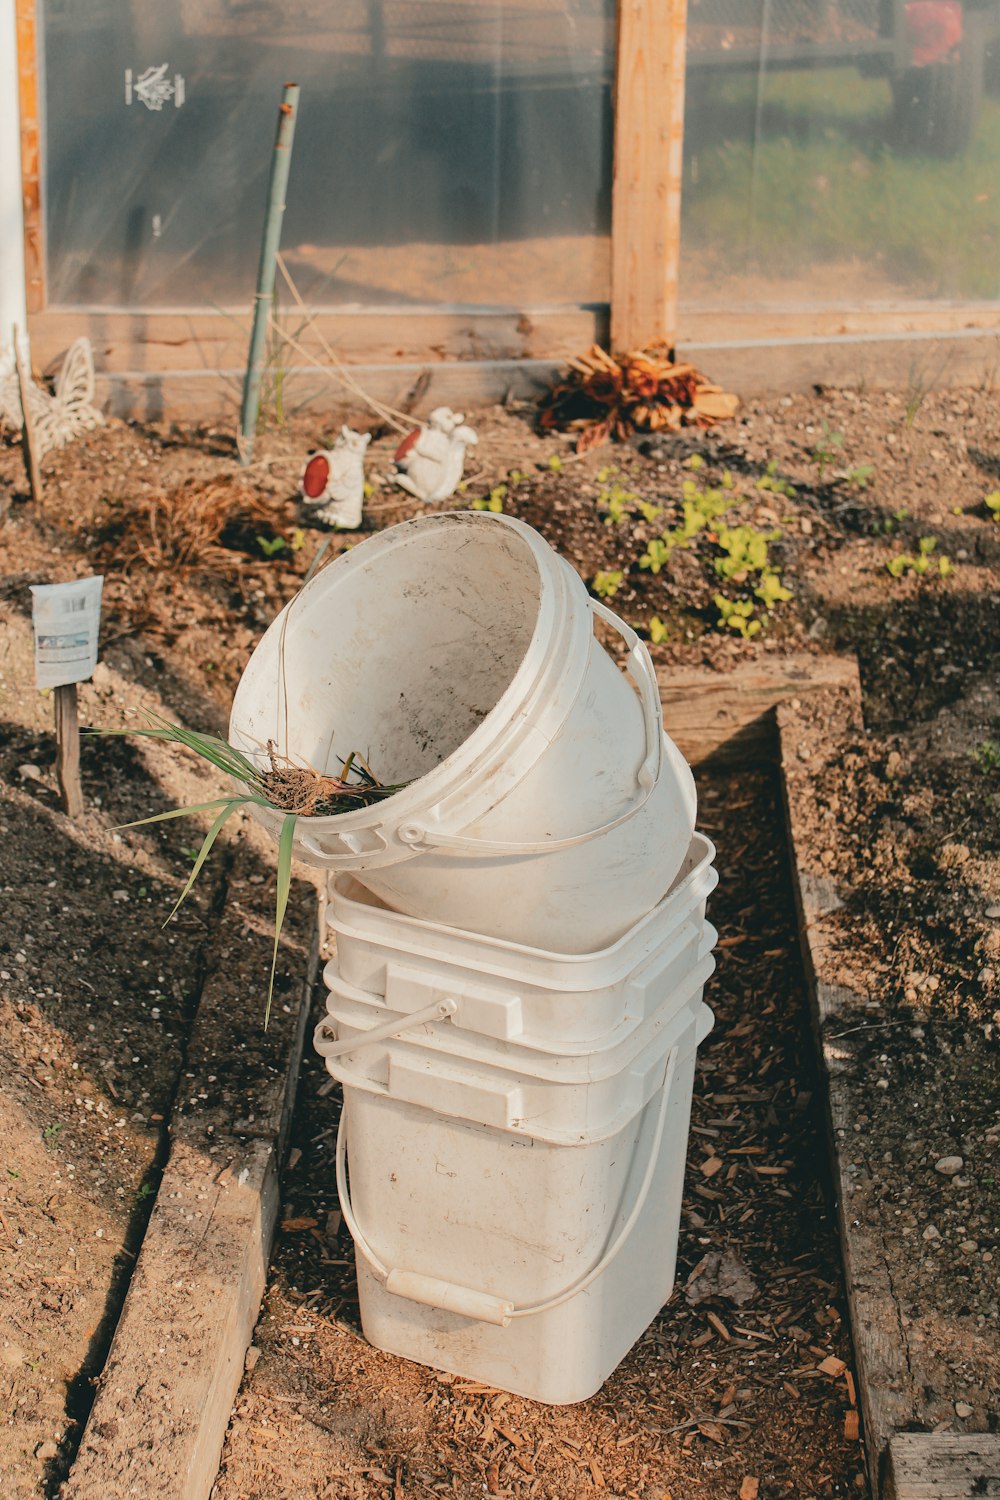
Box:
[41,0,615,310]
[679,0,1000,307]
[40,0,1000,316]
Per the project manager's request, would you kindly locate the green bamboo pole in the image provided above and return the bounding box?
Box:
[239,82,300,465]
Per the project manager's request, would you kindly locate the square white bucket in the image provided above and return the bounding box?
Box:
[316,958,714,1143]
[338,1007,708,1405]
[327,833,717,1046]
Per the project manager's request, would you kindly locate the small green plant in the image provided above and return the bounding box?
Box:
[42,1122,63,1148]
[714,594,761,639]
[592,569,624,599]
[290,528,306,552]
[811,422,843,482]
[257,534,287,558]
[754,570,793,610]
[546,453,563,472]
[648,616,669,644]
[713,524,778,582]
[93,715,410,1025]
[685,454,704,471]
[878,506,910,535]
[985,492,1000,521]
[639,538,672,575]
[975,739,1000,773]
[886,536,952,579]
[637,500,664,526]
[846,464,874,489]
[136,1182,155,1203]
[472,484,506,513]
[756,460,797,499]
[598,482,637,525]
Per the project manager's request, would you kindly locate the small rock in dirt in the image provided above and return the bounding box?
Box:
[91,661,112,691]
[17,764,42,782]
[922,1224,941,1241]
[986,905,1000,920]
[35,1440,58,1461]
[112,889,129,903]
[244,1345,261,1373]
[685,1248,759,1308]
[934,1156,963,1176]
[938,843,971,870]
[955,1401,974,1419]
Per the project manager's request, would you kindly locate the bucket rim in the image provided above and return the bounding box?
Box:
[228,511,593,847]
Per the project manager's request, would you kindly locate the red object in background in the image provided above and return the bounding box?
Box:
[302,453,331,499]
[394,427,421,464]
[903,0,964,66]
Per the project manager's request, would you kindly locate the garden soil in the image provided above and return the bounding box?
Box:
[0,378,997,1498]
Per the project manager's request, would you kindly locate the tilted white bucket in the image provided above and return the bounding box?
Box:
[229,512,696,952]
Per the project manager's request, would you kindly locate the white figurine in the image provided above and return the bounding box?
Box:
[299,427,371,529]
[393,406,478,503]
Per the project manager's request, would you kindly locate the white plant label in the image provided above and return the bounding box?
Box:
[30,576,104,690]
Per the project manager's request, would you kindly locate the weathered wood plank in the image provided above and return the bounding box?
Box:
[15,0,43,312]
[777,683,923,1498]
[28,307,603,376]
[611,0,687,353]
[658,653,860,766]
[884,1434,1000,1499]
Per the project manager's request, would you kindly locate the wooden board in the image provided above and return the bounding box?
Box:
[15,0,43,312]
[63,867,320,1500]
[611,0,687,353]
[885,1434,1000,1499]
[778,683,920,1498]
[657,652,860,766]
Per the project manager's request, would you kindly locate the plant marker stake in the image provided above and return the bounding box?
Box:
[12,324,42,506]
[239,83,300,466]
[54,682,83,818]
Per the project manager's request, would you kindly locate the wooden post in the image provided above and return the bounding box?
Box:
[611,0,688,355]
[54,681,83,817]
[13,324,42,504]
[16,0,44,313]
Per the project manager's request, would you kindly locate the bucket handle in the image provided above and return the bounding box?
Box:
[389,600,665,858]
[334,1047,678,1328]
[314,999,457,1060]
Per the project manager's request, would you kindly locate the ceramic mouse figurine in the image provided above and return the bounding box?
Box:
[393,407,478,503]
[300,427,371,528]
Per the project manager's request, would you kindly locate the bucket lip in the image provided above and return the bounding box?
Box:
[228,511,593,838]
[328,833,719,976]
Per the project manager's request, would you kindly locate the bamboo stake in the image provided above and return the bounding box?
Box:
[239,82,300,466]
[54,682,83,817]
[12,324,42,505]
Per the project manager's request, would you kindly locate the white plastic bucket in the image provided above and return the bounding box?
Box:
[314,957,715,1140]
[229,512,696,952]
[326,833,718,1047]
[332,1001,712,1404]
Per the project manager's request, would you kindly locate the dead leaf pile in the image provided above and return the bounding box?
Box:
[537,343,739,451]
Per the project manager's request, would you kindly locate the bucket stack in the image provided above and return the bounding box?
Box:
[229,511,719,1405]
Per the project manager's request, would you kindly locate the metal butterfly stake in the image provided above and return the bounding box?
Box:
[1,336,104,457]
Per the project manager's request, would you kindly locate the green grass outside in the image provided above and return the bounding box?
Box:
[680,66,1000,300]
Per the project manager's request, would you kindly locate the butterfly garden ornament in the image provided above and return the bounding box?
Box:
[0,337,103,457]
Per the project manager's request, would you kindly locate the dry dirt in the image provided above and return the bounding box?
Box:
[0,376,998,1496]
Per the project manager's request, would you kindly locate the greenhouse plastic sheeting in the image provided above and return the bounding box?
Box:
[41,0,615,310]
[40,0,1000,314]
[680,0,1000,306]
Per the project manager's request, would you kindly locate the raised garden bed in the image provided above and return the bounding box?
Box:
[1,380,997,1497]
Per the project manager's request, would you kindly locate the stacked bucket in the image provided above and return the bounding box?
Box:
[229,511,718,1405]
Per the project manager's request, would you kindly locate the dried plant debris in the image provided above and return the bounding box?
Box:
[99,476,289,577]
[686,1247,761,1308]
[538,343,739,451]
